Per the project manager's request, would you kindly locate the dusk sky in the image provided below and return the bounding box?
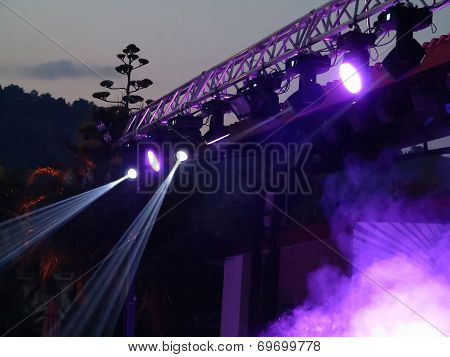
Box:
[1,0,448,104]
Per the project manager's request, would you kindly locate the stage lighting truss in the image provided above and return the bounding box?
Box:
[121,0,448,142]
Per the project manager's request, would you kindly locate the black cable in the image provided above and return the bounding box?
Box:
[330,47,340,67]
[364,26,377,34]
[376,32,397,47]
[330,50,345,67]
[375,31,388,45]
[431,23,437,34]
[202,116,210,129]
[369,47,379,61]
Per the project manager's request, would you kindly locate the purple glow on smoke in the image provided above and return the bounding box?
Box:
[266,243,450,337]
[264,157,450,337]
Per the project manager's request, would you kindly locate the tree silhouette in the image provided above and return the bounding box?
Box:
[93,44,153,114]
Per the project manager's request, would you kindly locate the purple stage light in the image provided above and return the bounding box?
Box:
[146,150,161,172]
[339,62,362,94]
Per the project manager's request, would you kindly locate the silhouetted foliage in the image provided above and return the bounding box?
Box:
[0,85,95,172]
[92,44,153,114]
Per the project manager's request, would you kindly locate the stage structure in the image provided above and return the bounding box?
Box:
[120,0,449,143]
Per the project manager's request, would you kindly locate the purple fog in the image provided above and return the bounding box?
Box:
[264,157,450,337]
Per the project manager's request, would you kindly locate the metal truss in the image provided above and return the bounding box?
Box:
[121,0,449,142]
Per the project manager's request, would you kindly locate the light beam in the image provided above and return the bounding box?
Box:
[0,176,127,270]
[59,162,180,336]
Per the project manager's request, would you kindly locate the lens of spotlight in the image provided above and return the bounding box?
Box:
[175,150,188,162]
[339,62,362,94]
[147,150,161,172]
[336,31,375,94]
[127,168,138,179]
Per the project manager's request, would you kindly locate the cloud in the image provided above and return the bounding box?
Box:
[1,60,118,80]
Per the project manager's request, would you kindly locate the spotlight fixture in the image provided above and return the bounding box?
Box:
[146,124,172,142]
[146,149,161,172]
[126,168,138,180]
[337,31,377,94]
[229,74,282,120]
[175,150,189,162]
[202,99,231,145]
[376,3,432,78]
[339,62,362,94]
[167,114,203,142]
[286,53,330,112]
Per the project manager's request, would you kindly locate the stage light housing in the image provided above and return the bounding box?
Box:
[230,74,282,119]
[339,50,369,94]
[376,4,432,78]
[382,37,425,78]
[337,31,377,94]
[175,150,189,162]
[126,168,138,180]
[285,53,330,77]
[286,54,330,112]
[167,114,203,142]
[167,114,203,130]
[287,82,326,112]
[228,95,251,119]
[146,149,161,172]
[202,99,231,115]
[202,99,231,145]
[375,3,433,33]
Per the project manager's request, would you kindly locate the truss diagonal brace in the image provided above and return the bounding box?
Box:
[121,0,448,142]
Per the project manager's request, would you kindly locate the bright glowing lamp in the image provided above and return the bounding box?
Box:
[336,31,376,95]
[175,150,188,162]
[339,62,362,94]
[147,150,161,172]
[126,168,138,179]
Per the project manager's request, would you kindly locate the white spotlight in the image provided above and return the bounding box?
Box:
[126,168,138,180]
[175,150,189,162]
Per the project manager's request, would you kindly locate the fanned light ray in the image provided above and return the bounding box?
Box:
[0,176,127,270]
[265,223,450,337]
[59,162,180,336]
[354,222,442,271]
[354,222,437,270]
